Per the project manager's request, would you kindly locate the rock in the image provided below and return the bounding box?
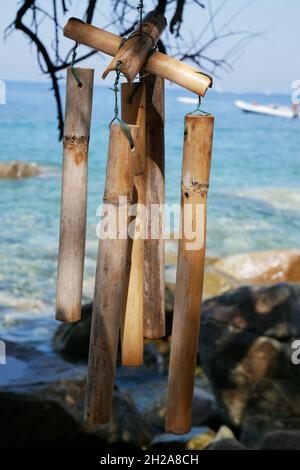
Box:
[186,429,216,450]
[213,425,236,442]
[53,303,172,367]
[259,430,300,450]
[0,161,40,178]
[143,387,219,430]
[214,250,300,285]
[144,339,170,374]
[0,341,153,449]
[204,438,246,450]
[150,427,215,451]
[200,283,300,447]
[52,303,92,362]
[203,265,239,300]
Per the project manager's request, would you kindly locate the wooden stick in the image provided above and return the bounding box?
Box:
[165,114,214,434]
[103,11,166,84]
[63,18,212,96]
[84,123,139,425]
[120,82,146,366]
[143,74,165,339]
[56,67,94,323]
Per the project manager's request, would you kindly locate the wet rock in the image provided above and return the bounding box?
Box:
[215,250,300,285]
[200,283,300,447]
[0,161,40,179]
[204,438,246,450]
[259,430,300,450]
[0,341,153,450]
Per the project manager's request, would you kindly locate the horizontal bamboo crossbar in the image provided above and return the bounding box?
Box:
[64,18,213,96]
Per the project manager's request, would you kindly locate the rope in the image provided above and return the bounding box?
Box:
[109,61,135,149]
[71,42,83,88]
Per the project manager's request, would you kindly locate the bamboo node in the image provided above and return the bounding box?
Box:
[63,135,90,144]
[182,181,209,194]
[103,192,133,204]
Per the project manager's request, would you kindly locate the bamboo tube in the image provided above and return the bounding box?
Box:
[63,18,212,96]
[120,83,146,366]
[84,124,139,425]
[165,114,214,434]
[56,67,94,323]
[103,11,166,84]
[143,74,165,339]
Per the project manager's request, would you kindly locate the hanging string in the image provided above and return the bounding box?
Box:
[137,1,144,34]
[71,42,83,88]
[119,1,154,48]
[184,96,211,138]
[187,96,211,117]
[107,1,146,149]
[109,61,135,149]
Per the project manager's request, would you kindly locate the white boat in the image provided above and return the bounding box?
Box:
[235,100,299,119]
[177,96,199,105]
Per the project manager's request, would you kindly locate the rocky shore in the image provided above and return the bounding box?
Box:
[1,249,300,450]
[0,161,41,178]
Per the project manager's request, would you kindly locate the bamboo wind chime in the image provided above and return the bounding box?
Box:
[56,3,214,434]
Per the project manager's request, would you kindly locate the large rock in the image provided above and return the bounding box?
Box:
[204,438,246,450]
[0,161,40,178]
[214,250,300,284]
[200,283,300,447]
[259,430,300,450]
[0,342,153,449]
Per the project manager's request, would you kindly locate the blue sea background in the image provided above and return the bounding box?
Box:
[0,81,300,350]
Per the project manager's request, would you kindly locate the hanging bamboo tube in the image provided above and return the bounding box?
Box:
[63,18,212,96]
[56,67,94,323]
[84,123,139,425]
[165,114,214,434]
[120,82,146,366]
[103,11,166,83]
[143,74,165,339]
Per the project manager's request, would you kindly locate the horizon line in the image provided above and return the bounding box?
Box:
[0,78,291,96]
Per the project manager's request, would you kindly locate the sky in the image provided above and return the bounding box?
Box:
[0,0,299,93]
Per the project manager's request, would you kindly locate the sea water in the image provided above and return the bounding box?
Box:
[0,81,299,349]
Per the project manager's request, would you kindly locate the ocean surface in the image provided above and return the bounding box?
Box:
[0,81,300,350]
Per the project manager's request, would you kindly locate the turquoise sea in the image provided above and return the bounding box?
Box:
[0,81,300,350]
